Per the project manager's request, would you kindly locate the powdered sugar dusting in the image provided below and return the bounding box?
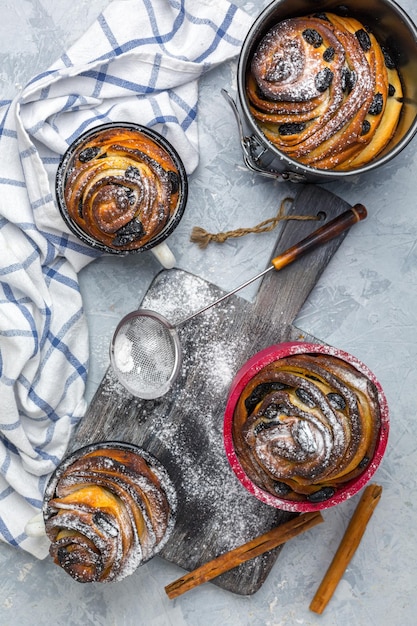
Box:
[113,332,134,373]
[74,270,386,587]
[134,270,290,560]
[246,11,403,171]
[225,341,389,513]
[43,443,177,583]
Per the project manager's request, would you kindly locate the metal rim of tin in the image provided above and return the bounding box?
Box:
[55,122,188,254]
[236,0,417,182]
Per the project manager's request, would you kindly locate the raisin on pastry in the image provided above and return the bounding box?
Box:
[62,126,182,250]
[232,353,382,503]
[247,12,403,170]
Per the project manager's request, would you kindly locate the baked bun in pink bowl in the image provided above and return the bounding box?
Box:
[224,342,389,512]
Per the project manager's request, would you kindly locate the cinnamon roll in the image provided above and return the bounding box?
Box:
[43,443,176,583]
[61,125,183,250]
[247,12,403,170]
[232,353,382,503]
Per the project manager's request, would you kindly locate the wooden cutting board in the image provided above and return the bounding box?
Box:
[72,184,354,595]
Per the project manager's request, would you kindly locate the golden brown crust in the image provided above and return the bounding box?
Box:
[44,446,176,582]
[246,12,403,171]
[232,354,381,503]
[63,127,181,250]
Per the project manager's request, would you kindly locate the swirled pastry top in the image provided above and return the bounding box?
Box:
[61,126,183,250]
[43,444,176,583]
[246,12,403,171]
[232,353,381,503]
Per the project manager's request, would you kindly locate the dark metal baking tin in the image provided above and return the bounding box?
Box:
[233,0,417,183]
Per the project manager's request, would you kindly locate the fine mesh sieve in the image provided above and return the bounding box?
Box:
[110,310,181,399]
[110,205,367,400]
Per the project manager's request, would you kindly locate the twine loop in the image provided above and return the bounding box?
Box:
[190,197,320,249]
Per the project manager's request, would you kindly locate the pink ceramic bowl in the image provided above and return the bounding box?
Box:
[224,342,389,512]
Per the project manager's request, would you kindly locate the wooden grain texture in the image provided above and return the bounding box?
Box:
[72,184,354,595]
[254,184,354,326]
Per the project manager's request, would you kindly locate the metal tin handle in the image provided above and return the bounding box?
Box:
[221,89,306,183]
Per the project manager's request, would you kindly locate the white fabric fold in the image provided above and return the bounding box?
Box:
[0,0,252,558]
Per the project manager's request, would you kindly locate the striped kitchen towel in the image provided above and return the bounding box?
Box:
[0,0,252,558]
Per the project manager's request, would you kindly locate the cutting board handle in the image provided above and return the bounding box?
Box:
[271,203,366,270]
[253,185,357,327]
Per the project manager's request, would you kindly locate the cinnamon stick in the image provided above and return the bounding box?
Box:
[309,484,383,614]
[165,510,323,599]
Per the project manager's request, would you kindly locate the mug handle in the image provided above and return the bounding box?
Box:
[150,241,176,269]
[25,512,46,537]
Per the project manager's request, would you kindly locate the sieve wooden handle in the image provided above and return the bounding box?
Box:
[178,204,367,329]
[271,204,367,271]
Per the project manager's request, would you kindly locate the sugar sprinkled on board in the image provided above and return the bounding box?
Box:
[80,270,292,583]
[141,276,283,556]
